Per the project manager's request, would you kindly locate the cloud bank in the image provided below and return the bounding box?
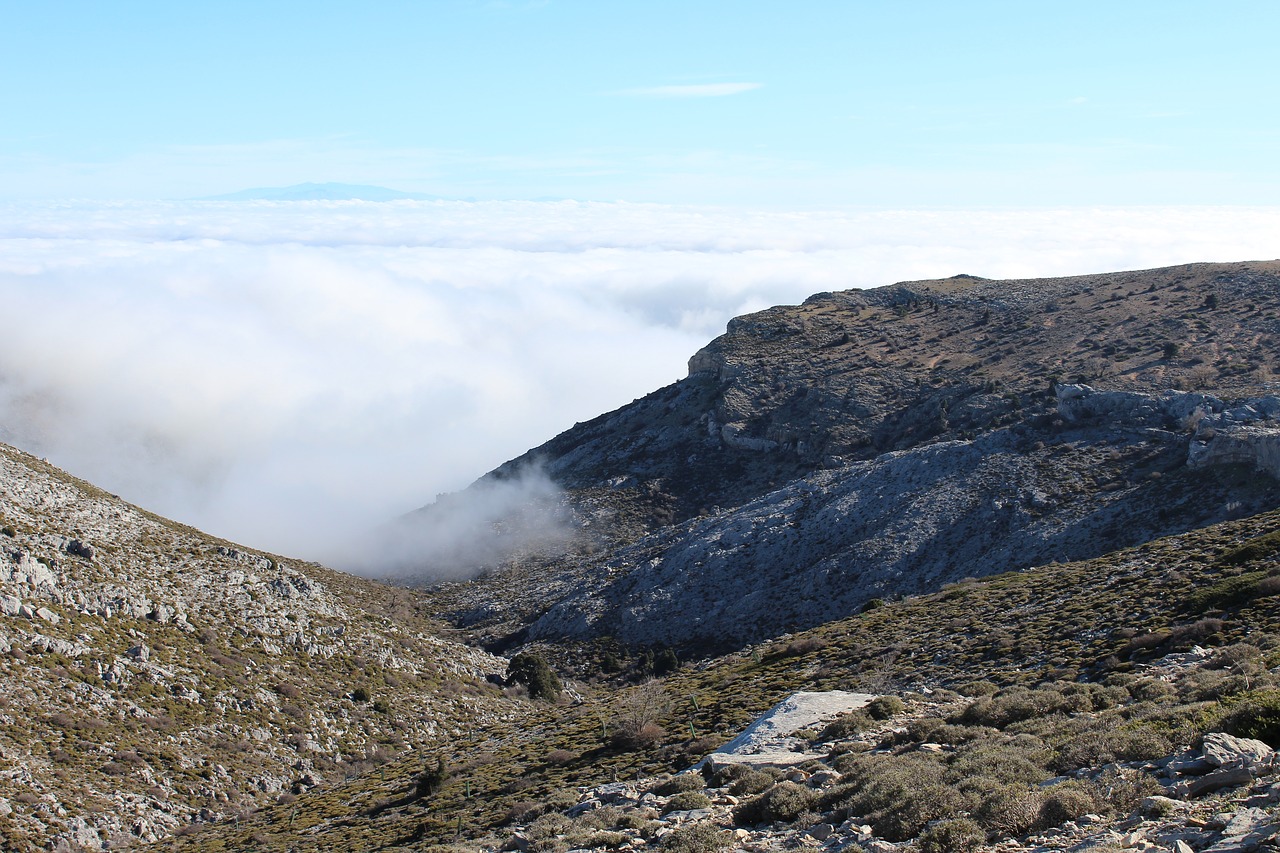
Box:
[1,200,1278,569]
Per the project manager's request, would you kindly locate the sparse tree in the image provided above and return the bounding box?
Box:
[507,652,562,702]
[611,679,671,750]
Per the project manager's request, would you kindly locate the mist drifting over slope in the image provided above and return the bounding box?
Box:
[1,199,1278,568]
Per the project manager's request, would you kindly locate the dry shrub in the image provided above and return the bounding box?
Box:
[1090,768,1163,814]
[545,749,576,766]
[660,824,729,853]
[662,792,712,813]
[733,782,817,825]
[727,768,776,796]
[918,817,985,853]
[866,695,905,720]
[820,753,963,840]
[651,773,704,796]
[976,784,1042,837]
[611,722,665,751]
[817,710,872,742]
[1038,780,1098,828]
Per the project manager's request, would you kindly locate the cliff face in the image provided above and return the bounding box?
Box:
[417,261,1280,650]
[522,387,1280,651]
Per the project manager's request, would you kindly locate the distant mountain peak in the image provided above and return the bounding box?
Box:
[202,182,442,201]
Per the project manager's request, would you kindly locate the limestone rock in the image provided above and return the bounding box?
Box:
[1202,733,1274,770]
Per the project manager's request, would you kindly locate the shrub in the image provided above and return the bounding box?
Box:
[866,695,905,720]
[818,710,872,742]
[662,792,712,813]
[526,813,572,840]
[727,769,776,796]
[821,753,964,841]
[733,782,817,825]
[660,824,728,853]
[1038,781,1098,828]
[949,742,1048,785]
[545,749,576,767]
[1107,725,1174,762]
[352,686,371,703]
[918,817,985,853]
[958,680,1000,697]
[1218,529,1280,566]
[416,757,448,798]
[1089,768,1162,814]
[976,784,1042,837]
[1219,689,1280,745]
[652,774,705,796]
[706,762,773,788]
[1127,678,1175,702]
[611,722,666,751]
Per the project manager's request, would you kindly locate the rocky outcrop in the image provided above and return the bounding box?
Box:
[527,417,1280,650]
[1190,425,1280,479]
[1056,383,1280,478]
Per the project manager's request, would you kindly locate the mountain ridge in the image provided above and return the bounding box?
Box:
[414,259,1280,653]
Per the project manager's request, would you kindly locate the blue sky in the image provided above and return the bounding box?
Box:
[4,0,1278,204]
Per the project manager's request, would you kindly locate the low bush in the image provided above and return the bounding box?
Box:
[975,784,1042,837]
[727,768,776,796]
[1089,768,1163,814]
[1218,689,1280,745]
[817,710,872,742]
[917,817,985,853]
[660,824,728,853]
[733,782,817,825]
[662,792,712,813]
[1038,780,1098,828]
[866,695,905,720]
[545,749,577,767]
[652,774,705,796]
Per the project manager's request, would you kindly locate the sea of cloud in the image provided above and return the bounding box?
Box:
[0,200,1277,571]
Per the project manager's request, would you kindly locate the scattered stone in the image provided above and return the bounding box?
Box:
[1202,733,1274,769]
[1181,766,1255,798]
[1221,806,1275,839]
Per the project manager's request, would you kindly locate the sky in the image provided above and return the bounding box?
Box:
[3,1,1279,204]
[0,2,1278,569]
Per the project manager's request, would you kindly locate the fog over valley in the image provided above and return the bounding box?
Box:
[2,199,1278,571]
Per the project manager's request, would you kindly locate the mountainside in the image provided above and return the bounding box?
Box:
[0,444,515,850]
[419,260,1280,652]
[173,505,1280,852]
[4,259,1280,852]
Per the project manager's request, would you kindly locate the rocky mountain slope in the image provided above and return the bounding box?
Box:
[419,261,1280,652]
[172,504,1280,852]
[4,259,1280,852]
[0,443,516,850]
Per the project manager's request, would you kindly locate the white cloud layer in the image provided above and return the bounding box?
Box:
[1,200,1278,566]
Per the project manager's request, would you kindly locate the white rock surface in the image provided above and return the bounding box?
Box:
[704,690,875,768]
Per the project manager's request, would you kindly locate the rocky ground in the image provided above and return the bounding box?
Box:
[0,443,517,850]
[500,680,1280,853]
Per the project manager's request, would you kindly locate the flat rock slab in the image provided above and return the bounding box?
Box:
[703,690,876,769]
